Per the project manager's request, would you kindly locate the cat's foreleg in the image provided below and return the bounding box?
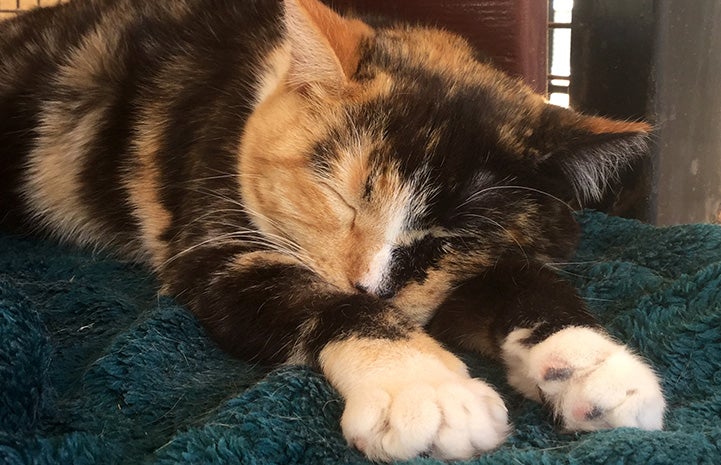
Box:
[428,260,666,432]
[163,248,509,461]
[320,332,509,461]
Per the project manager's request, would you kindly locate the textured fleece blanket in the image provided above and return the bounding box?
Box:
[1,210,721,465]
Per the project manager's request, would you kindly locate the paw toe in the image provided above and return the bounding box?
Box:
[433,427,475,460]
[607,389,665,431]
[557,352,666,431]
[585,405,604,421]
[386,385,442,454]
[543,366,574,382]
[432,381,509,459]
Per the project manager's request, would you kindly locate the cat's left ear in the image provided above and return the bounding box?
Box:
[283,0,372,92]
[534,103,651,205]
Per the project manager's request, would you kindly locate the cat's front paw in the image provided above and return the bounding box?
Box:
[341,373,508,461]
[504,326,665,431]
[321,335,509,461]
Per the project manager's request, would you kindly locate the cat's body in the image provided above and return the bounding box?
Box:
[1,0,665,460]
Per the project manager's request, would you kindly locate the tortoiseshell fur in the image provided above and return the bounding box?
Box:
[0,0,665,460]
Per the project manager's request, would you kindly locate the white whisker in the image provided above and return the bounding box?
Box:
[461,184,574,212]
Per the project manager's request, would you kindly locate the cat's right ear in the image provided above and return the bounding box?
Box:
[283,0,372,93]
[533,104,651,206]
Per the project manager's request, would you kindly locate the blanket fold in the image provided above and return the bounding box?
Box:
[1,211,720,464]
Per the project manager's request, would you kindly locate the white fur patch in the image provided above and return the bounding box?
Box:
[357,173,432,296]
[357,243,393,293]
[320,335,509,461]
[502,326,665,431]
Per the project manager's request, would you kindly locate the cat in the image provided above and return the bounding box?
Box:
[0,0,666,460]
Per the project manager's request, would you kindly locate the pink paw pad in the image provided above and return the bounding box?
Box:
[571,403,603,422]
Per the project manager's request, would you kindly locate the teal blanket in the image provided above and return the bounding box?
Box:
[2,211,721,464]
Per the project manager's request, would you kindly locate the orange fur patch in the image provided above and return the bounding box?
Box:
[580,116,651,135]
[126,112,173,268]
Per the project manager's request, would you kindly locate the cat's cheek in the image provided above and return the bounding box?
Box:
[502,326,666,431]
[320,334,510,461]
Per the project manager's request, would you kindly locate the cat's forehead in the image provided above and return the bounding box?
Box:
[319,95,509,191]
[356,26,546,158]
[311,112,503,227]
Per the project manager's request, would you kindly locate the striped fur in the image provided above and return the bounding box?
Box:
[0,0,659,460]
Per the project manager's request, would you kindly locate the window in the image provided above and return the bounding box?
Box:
[0,0,61,20]
[548,0,573,107]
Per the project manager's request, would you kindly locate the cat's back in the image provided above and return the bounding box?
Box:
[1,0,282,113]
[0,0,282,238]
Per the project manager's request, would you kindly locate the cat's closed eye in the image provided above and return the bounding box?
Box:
[318,181,357,226]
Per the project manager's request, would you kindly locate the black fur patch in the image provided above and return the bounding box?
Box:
[429,259,601,351]
[178,253,413,364]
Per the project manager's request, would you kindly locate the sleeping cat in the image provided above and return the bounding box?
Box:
[0,0,665,460]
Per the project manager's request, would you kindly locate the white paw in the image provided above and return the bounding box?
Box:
[503,326,665,432]
[341,371,508,461]
[321,335,509,461]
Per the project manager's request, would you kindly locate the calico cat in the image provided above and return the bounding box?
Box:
[0,0,665,460]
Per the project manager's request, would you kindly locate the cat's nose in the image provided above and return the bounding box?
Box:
[354,283,369,294]
[375,288,396,299]
[354,283,396,299]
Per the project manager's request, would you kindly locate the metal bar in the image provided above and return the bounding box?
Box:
[548,84,569,94]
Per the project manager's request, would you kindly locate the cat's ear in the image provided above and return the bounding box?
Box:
[534,103,651,205]
[283,0,372,92]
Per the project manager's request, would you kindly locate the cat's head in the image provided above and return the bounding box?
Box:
[239,0,650,323]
